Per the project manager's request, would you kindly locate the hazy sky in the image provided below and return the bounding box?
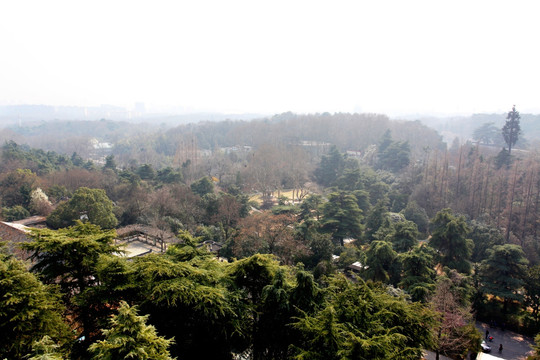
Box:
[1,0,539,116]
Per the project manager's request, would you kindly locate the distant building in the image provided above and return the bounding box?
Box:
[197,240,223,254]
[347,261,368,273]
[115,225,177,258]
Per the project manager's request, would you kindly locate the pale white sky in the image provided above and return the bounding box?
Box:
[1,0,539,116]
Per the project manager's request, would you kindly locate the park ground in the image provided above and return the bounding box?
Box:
[424,322,534,360]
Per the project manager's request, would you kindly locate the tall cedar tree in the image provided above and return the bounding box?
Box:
[502,105,521,155]
[481,244,528,313]
[429,209,473,274]
[0,244,70,359]
[23,222,119,347]
[89,301,175,360]
[321,191,364,246]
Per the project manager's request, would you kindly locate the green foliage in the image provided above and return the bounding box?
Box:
[377,130,411,173]
[364,241,399,284]
[481,244,528,312]
[387,220,418,252]
[379,141,411,173]
[23,222,119,344]
[321,191,364,246]
[299,194,324,221]
[89,301,175,360]
[429,208,473,274]
[469,221,505,263]
[255,269,293,359]
[291,276,434,360]
[502,105,521,154]
[156,167,183,184]
[45,185,71,202]
[365,198,389,241]
[228,253,280,304]
[47,187,118,229]
[137,164,155,180]
[494,147,512,169]
[528,333,540,360]
[26,336,65,360]
[2,205,30,221]
[314,146,345,187]
[103,155,117,173]
[524,265,540,329]
[0,168,37,208]
[399,246,436,302]
[190,176,215,197]
[0,245,70,359]
[337,246,362,270]
[1,141,82,175]
[473,122,503,145]
[402,201,429,235]
[298,229,334,270]
[132,252,243,359]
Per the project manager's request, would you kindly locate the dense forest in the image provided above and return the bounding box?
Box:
[2,109,540,359]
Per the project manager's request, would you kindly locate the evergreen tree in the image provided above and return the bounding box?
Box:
[429,209,473,274]
[524,265,540,329]
[255,269,292,359]
[190,176,215,197]
[399,246,436,302]
[364,240,399,284]
[402,201,429,235]
[137,164,155,180]
[481,244,528,313]
[502,105,521,155]
[89,301,175,360]
[378,129,393,154]
[103,155,117,173]
[23,222,119,346]
[468,221,505,263]
[26,336,65,360]
[494,147,512,169]
[387,220,419,252]
[0,244,70,359]
[314,145,345,187]
[291,276,434,359]
[365,198,389,241]
[321,191,364,246]
[473,122,503,145]
[133,246,247,359]
[379,141,411,172]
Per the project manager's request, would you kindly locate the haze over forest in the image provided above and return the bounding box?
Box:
[3,1,540,360]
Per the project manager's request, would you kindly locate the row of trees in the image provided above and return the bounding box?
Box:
[1,223,436,359]
[3,106,540,359]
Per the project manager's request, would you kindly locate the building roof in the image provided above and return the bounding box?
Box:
[12,216,47,227]
[1,221,31,233]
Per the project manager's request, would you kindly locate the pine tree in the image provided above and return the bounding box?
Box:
[23,222,120,345]
[481,244,528,313]
[399,246,436,302]
[321,191,364,246]
[0,244,69,359]
[502,105,521,155]
[429,209,473,274]
[89,301,175,360]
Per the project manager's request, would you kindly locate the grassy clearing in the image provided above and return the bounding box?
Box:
[249,190,297,205]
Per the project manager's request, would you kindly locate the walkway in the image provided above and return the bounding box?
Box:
[476,321,534,360]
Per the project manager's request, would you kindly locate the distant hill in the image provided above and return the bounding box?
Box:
[0,104,264,125]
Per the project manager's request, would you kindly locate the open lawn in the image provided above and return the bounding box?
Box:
[249,189,300,205]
